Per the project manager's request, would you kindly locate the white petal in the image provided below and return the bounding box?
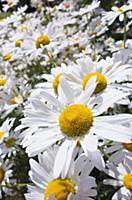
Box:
[59,77,74,104]
[89,150,105,170]
[81,133,98,154]
[40,91,63,110]
[103,179,122,186]
[93,89,128,116]
[61,140,77,178]
[95,114,132,124]
[79,76,97,105]
[54,140,72,178]
[93,121,132,143]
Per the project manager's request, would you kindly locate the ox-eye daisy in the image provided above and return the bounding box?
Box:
[22,22,62,58]
[104,157,132,200]
[25,147,97,200]
[0,118,15,144]
[21,77,132,175]
[105,141,132,165]
[33,66,62,96]
[102,4,132,25]
[0,129,20,158]
[61,56,132,97]
[33,56,131,99]
[0,158,12,198]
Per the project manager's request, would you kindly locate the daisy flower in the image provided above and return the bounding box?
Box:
[22,22,62,58]
[62,56,132,97]
[1,78,31,117]
[0,118,15,144]
[33,66,62,95]
[2,0,19,12]
[0,129,20,158]
[88,16,108,38]
[103,156,132,200]
[102,4,132,25]
[25,147,97,200]
[21,77,132,174]
[34,55,131,98]
[0,158,12,198]
[105,141,132,165]
[72,0,100,17]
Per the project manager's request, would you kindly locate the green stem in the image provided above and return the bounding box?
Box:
[123,12,127,48]
[45,49,57,67]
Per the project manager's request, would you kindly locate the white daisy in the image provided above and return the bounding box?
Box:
[33,66,62,96]
[25,147,97,200]
[1,79,31,117]
[62,56,132,97]
[22,22,62,58]
[102,4,132,25]
[88,16,108,38]
[34,55,132,99]
[0,129,20,158]
[2,0,19,12]
[103,156,132,200]
[21,77,132,174]
[105,141,132,165]
[0,118,15,144]
[72,0,100,17]
[0,158,12,198]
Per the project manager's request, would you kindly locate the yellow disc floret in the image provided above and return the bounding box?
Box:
[0,131,5,139]
[0,80,6,86]
[5,137,16,148]
[123,174,132,190]
[0,168,5,183]
[44,178,75,200]
[11,97,17,105]
[59,104,93,137]
[3,54,11,61]
[118,7,123,12]
[7,1,13,6]
[52,73,62,93]
[123,143,132,152]
[35,35,50,48]
[64,3,71,8]
[15,40,22,47]
[82,72,107,94]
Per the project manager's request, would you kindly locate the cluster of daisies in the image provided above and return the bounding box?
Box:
[0,0,132,199]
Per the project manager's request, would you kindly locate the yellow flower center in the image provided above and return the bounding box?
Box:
[44,178,75,200]
[52,73,62,93]
[59,104,93,137]
[118,44,124,49]
[64,3,71,8]
[82,72,107,94]
[106,66,111,71]
[35,35,50,48]
[64,30,69,35]
[3,54,11,61]
[0,80,6,86]
[0,131,5,139]
[123,143,132,152]
[0,168,5,183]
[73,37,80,42]
[5,137,16,148]
[15,40,22,47]
[11,97,17,105]
[123,174,132,190]
[7,1,13,6]
[20,25,28,31]
[118,7,123,12]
